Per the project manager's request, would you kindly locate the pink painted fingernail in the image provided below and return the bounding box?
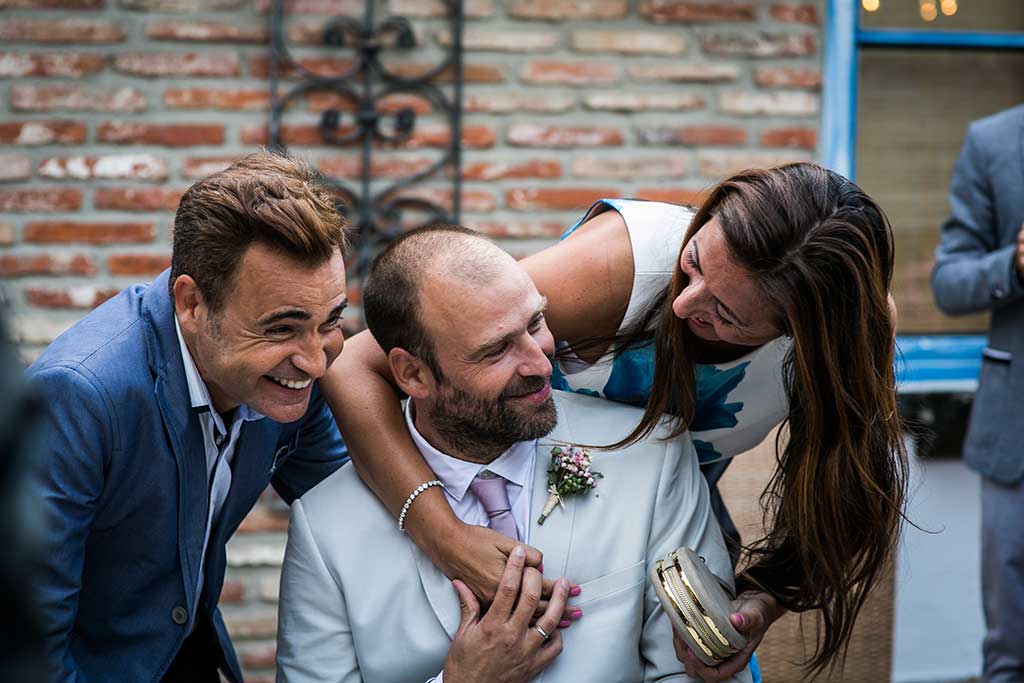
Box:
[538,563,544,573]
[569,586,581,597]
[558,619,571,628]
[571,609,583,619]
[731,613,745,628]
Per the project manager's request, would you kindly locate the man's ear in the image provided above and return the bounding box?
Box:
[388,348,435,400]
[172,274,207,335]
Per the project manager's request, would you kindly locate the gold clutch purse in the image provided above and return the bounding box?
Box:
[650,547,747,666]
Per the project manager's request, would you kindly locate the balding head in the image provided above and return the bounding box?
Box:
[363,225,514,378]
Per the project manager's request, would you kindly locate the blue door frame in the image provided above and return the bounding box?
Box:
[820,0,1023,393]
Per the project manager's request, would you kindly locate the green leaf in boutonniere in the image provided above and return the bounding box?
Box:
[537,445,603,525]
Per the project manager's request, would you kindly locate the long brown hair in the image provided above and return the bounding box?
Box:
[620,164,908,674]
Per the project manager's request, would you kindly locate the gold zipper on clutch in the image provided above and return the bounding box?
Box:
[656,552,737,661]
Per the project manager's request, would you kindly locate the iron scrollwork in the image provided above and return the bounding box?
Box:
[269,0,464,275]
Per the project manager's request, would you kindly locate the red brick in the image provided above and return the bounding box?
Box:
[317,156,434,180]
[120,0,243,10]
[461,159,562,181]
[146,21,268,43]
[238,505,289,533]
[306,93,432,115]
[11,85,147,112]
[107,253,172,275]
[583,92,705,112]
[628,63,740,83]
[438,28,560,52]
[506,187,621,211]
[571,30,686,55]
[241,123,495,149]
[240,643,276,669]
[0,0,104,8]
[393,188,497,213]
[0,120,86,145]
[114,52,240,77]
[465,92,574,114]
[181,156,241,180]
[164,88,269,111]
[0,154,32,181]
[467,220,567,238]
[220,580,245,604]
[770,2,819,24]
[0,253,96,276]
[97,122,225,147]
[95,187,185,211]
[0,188,82,212]
[637,125,747,146]
[754,66,821,89]
[247,55,354,78]
[0,19,123,43]
[39,155,168,181]
[222,614,276,640]
[508,124,624,148]
[640,0,755,22]
[520,61,618,86]
[702,31,816,57]
[720,90,818,116]
[571,155,689,179]
[389,0,493,18]
[760,127,817,149]
[25,221,155,244]
[253,0,362,12]
[636,187,708,205]
[25,286,121,309]
[389,62,505,84]
[510,0,626,19]
[0,52,106,78]
[697,150,809,178]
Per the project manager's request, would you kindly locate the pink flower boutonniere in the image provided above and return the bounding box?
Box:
[537,445,603,525]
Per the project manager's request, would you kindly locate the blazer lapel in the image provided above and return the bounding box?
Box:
[412,544,461,640]
[145,271,208,611]
[529,402,578,583]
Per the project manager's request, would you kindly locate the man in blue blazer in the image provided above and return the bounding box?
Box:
[932,104,1024,683]
[26,152,351,683]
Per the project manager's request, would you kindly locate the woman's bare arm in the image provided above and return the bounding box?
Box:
[320,207,636,602]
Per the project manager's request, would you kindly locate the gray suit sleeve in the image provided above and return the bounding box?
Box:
[931,124,1024,314]
[640,436,752,683]
[276,498,360,683]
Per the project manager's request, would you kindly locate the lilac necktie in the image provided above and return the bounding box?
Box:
[470,472,520,541]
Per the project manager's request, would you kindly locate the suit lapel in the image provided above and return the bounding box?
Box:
[413,544,461,640]
[145,271,208,611]
[529,396,578,582]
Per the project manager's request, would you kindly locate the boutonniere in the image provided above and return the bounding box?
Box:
[537,445,603,525]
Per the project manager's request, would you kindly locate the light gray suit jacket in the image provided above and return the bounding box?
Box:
[275,391,750,683]
[932,104,1024,483]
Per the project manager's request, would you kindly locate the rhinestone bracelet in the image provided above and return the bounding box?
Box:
[397,480,443,532]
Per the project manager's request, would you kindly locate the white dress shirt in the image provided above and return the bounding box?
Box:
[404,399,538,683]
[174,318,263,627]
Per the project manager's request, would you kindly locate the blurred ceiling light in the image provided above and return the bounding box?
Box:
[862,0,880,11]
[920,0,938,21]
[940,0,957,16]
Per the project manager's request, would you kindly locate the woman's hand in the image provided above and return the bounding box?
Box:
[433,520,581,626]
[672,590,785,682]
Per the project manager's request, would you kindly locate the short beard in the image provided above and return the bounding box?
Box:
[428,375,557,463]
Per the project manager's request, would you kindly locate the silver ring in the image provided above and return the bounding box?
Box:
[534,625,550,641]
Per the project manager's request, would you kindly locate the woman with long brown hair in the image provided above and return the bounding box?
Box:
[322,163,907,679]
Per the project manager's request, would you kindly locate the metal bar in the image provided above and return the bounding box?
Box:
[857,28,1024,49]
[821,0,857,177]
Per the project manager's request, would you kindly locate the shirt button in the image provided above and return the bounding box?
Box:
[214,433,225,447]
[994,286,1007,300]
[171,606,189,625]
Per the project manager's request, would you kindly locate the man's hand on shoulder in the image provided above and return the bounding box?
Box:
[443,546,568,683]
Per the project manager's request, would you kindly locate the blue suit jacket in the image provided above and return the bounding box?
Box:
[26,269,348,683]
[932,104,1024,483]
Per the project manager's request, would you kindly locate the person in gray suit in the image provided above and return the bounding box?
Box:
[931,103,1024,683]
[276,226,749,683]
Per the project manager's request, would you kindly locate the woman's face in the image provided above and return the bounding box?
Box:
[672,217,783,347]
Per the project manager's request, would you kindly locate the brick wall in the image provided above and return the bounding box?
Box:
[0,0,823,679]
